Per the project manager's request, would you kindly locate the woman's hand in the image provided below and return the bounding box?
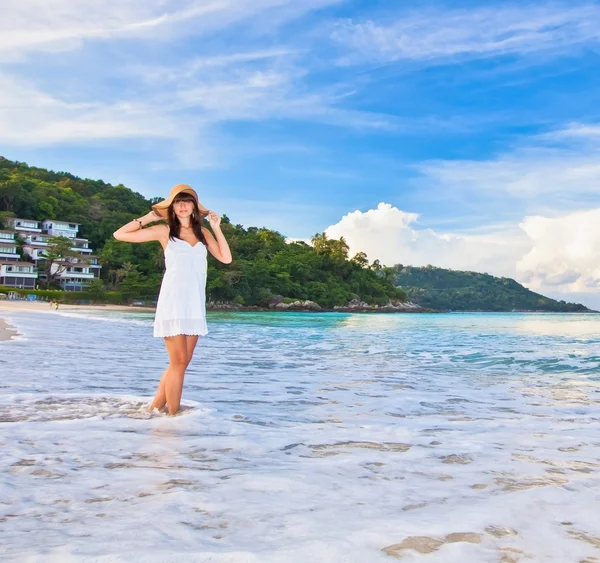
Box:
[208,211,221,230]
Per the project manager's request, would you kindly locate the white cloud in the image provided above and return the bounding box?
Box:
[0,62,393,150]
[0,0,341,61]
[415,123,600,217]
[331,3,600,64]
[0,0,393,151]
[0,72,184,146]
[324,202,600,308]
[517,209,600,292]
[325,203,530,275]
[139,49,302,83]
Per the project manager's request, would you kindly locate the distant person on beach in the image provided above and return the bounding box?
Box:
[113,184,232,415]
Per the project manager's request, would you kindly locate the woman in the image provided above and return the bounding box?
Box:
[113,184,232,415]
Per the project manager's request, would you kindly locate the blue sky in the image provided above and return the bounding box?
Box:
[3,1,600,305]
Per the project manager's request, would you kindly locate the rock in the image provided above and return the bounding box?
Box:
[272,300,322,311]
[206,301,243,310]
[441,454,473,465]
[334,299,426,313]
[445,532,481,544]
[382,536,444,557]
[268,295,285,306]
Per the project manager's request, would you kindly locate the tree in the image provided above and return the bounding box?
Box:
[311,232,329,254]
[41,236,86,288]
[86,278,106,302]
[0,211,15,228]
[352,251,369,268]
[118,264,144,302]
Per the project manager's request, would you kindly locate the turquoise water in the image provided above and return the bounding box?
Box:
[1,310,599,562]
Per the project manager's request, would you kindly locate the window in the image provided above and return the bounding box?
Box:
[0,246,16,253]
[0,232,13,240]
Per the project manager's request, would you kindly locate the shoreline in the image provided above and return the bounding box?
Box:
[0,300,595,318]
[0,317,18,341]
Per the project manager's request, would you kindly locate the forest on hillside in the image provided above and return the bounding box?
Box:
[394,265,591,312]
[0,157,406,307]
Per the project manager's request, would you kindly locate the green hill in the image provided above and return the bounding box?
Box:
[0,157,406,307]
[394,265,592,312]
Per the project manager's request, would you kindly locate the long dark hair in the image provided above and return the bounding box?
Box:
[167,193,207,245]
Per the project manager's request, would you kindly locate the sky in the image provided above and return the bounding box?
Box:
[2,0,600,308]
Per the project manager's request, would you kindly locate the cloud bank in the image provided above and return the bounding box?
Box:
[325,202,600,308]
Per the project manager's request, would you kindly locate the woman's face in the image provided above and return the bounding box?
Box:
[172,197,195,220]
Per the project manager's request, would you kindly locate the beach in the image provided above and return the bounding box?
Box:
[0,301,155,341]
[1,308,599,562]
[0,316,17,341]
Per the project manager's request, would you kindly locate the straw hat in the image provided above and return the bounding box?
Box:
[152,184,209,219]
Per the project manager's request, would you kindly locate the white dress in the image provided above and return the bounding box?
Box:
[153,237,208,338]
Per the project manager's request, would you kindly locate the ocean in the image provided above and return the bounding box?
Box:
[1,310,599,562]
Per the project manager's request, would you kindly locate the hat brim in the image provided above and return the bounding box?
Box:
[152,187,209,219]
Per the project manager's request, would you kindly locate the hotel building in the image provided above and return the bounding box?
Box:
[2,218,101,291]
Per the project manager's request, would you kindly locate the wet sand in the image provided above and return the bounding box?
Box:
[0,301,155,341]
[0,301,155,314]
[0,317,18,341]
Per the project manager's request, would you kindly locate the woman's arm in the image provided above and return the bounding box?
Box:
[202,212,232,264]
[113,211,168,245]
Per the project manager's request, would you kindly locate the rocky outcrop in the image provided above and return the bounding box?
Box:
[270,299,322,311]
[333,299,425,313]
[206,301,244,310]
[207,298,429,313]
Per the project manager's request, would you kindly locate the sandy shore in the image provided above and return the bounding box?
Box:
[0,301,156,341]
[0,317,19,341]
[0,301,155,314]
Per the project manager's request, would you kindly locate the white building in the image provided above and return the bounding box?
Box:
[22,232,52,246]
[22,243,47,261]
[0,231,18,261]
[50,261,95,291]
[21,232,52,262]
[1,217,101,291]
[0,261,38,289]
[41,220,79,239]
[5,218,41,233]
[87,255,102,277]
[71,237,93,254]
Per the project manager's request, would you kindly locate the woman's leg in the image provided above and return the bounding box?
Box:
[160,335,200,415]
[184,335,199,366]
[149,335,200,414]
[163,335,188,415]
[149,368,169,411]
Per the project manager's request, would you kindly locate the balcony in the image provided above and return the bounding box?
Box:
[12,222,41,232]
[1,271,38,279]
[0,248,18,260]
[60,271,95,279]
